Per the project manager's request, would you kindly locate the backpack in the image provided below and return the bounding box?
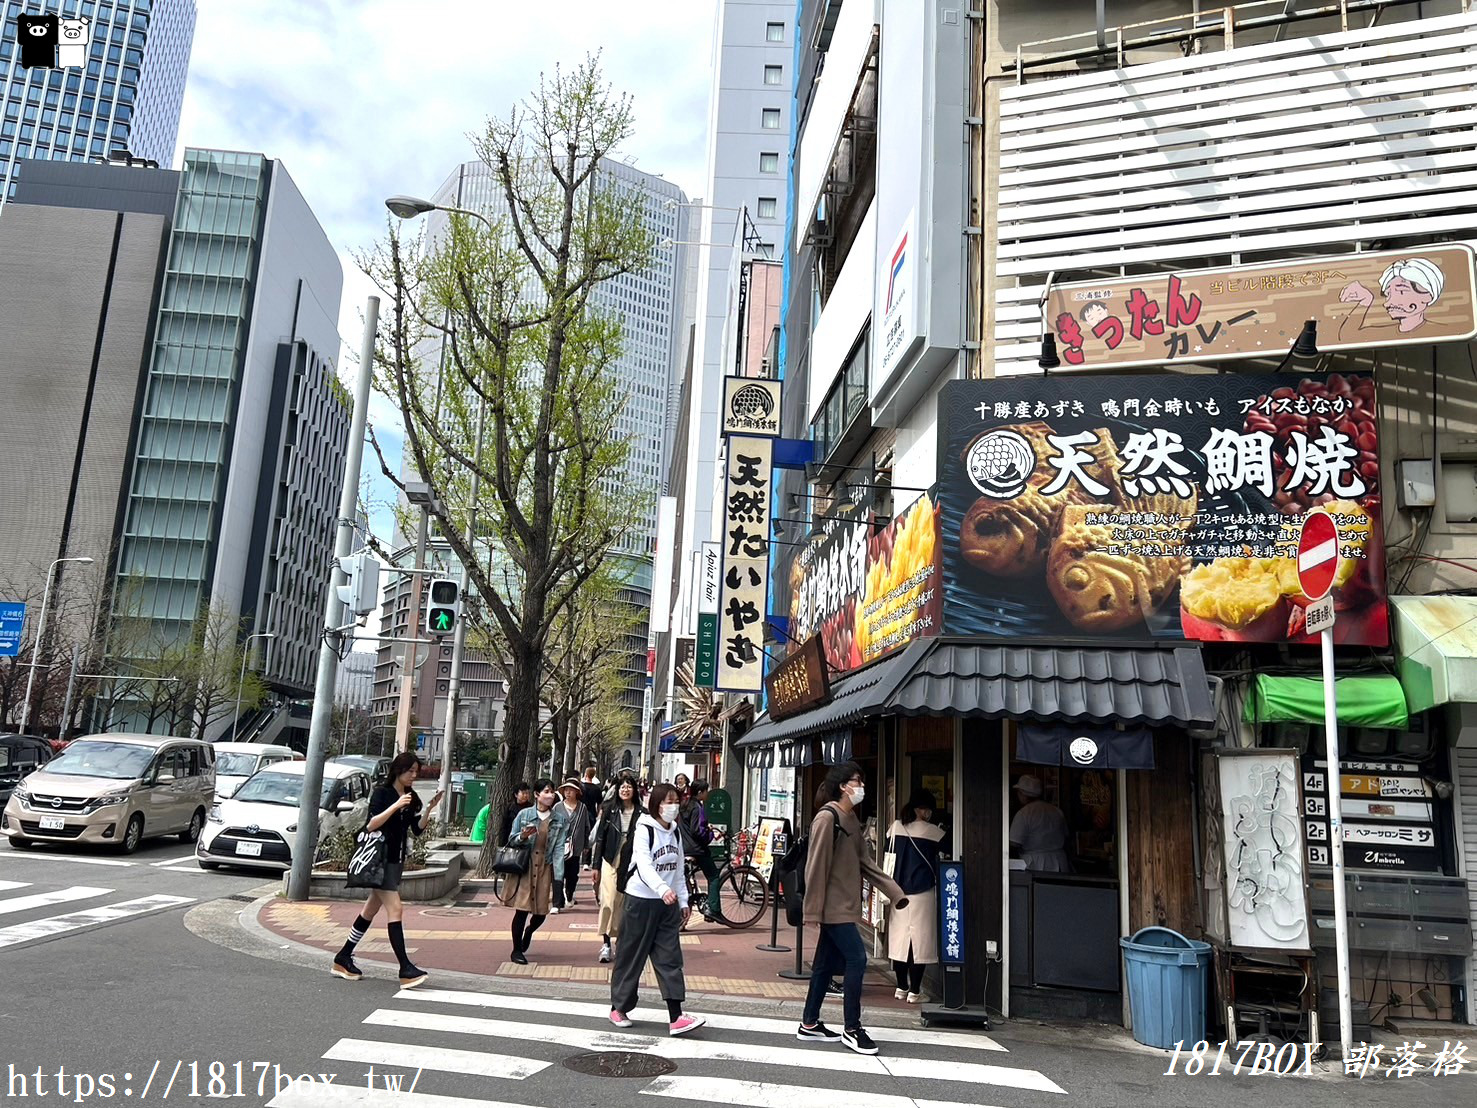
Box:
[616,822,656,895]
[777,805,844,927]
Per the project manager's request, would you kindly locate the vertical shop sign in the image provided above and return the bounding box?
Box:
[716,437,773,692]
[940,861,965,964]
[694,542,722,688]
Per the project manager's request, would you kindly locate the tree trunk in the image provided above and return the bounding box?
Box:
[478,645,540,876]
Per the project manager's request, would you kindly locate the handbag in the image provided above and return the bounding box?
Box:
[492,839,532,876]
[345,828,388,889]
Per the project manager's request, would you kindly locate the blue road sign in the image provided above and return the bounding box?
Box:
[416,732,428,751]
[0,602,25,658]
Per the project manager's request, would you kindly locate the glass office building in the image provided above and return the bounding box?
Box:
[109,148,347,731]
[0,0,196,203]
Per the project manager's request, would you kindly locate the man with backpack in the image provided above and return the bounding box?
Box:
[792,762,907,1056]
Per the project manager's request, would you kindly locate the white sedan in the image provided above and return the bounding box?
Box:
[196,761,371,870]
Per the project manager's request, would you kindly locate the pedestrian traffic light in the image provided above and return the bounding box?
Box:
[426,578,460,637]
[336,552,381,617]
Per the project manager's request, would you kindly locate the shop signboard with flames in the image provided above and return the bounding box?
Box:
[937,374,1388,646]
[786,493,943,677]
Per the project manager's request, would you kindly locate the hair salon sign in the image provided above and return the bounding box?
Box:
[1045,245,1476,371]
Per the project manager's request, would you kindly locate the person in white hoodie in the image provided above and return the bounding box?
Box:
[607,782,706,1036]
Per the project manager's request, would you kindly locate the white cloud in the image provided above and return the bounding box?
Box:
[175,0,717,546]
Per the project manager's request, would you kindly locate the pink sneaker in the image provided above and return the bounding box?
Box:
[669,1013,706,1037]
[609,1010,633,1028]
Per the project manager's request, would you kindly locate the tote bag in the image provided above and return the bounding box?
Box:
[345,827,389,889]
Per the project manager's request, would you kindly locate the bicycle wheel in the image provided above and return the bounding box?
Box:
[715,863,769,928]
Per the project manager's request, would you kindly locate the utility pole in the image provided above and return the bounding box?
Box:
[393,504,431,753]
[437,392,487,825]
[58,646,81,741]
[287,295,378,902]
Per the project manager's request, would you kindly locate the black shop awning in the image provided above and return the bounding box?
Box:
[739,638,1214,757]
[1016,722,1156,770]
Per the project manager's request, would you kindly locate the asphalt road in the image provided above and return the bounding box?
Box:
[0,837,1470,1107]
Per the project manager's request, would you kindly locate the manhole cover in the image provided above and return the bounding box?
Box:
[562,1052,676,1078]
[421,908,487,918]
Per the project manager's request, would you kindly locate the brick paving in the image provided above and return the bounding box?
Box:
[260,874,911,1009]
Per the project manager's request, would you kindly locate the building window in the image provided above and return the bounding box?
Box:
[764,64,783,86]
[757,242,774,259]
[759,152,779,174]
[762,107,781,130]
[767,21,785,42]
[757,196,777,220]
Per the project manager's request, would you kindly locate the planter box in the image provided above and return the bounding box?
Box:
[286,851,465,902]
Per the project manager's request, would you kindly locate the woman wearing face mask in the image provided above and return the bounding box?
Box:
[332,751,443,988]
[590,774,641,963]
[796,762,908,1056]
[607,783,706,1037]
[500,778,570,964]
[886,788,944,1003]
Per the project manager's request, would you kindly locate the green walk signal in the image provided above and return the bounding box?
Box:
[425,578,460,636]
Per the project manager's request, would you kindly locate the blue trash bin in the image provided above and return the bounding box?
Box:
[1119,926,1212,1049]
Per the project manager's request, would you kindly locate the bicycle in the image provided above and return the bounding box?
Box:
[684,826,770,928]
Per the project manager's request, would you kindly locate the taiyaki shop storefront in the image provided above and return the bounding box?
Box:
[932,366,1395,1023]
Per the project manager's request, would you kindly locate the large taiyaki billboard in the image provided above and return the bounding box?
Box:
[937,375,1388,647]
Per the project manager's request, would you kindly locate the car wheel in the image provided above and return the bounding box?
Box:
[8,836,33,849]
[197,859,220,871]
[179,808,205,843]
[120,814,145,854]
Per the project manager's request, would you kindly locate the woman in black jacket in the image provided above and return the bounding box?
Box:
[332,751,442,988]
[590,773,640,963]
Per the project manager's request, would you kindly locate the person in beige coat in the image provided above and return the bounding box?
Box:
[886,788,945,1003]
[796,761,908,1057]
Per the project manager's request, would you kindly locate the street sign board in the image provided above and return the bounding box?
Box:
[0,602,24,658]
[1297,511,1341,601]
[694,612,718,688]
[1305,594,1336,637]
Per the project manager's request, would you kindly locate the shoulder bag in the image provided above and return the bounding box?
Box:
[345,825,389,889]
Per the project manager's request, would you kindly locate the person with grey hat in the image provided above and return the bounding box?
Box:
[1009,775,1070,873]
[553,777,593,912]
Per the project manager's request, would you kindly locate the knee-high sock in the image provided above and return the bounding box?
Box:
[387,921,414,970]
[339,914,372,957]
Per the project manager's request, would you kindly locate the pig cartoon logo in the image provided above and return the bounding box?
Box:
[58,16,91,68]
[16,13,59,69]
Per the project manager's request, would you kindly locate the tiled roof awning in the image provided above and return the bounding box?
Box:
[738,639,1215,748]
[888,642,1216,729]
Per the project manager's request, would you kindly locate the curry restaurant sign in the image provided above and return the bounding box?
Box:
[1045,244,1477,371]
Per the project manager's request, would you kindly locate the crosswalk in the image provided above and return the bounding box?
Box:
[267,985,1069,1107]
[0,879,194,950]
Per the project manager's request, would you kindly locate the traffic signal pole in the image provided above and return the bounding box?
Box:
[437,393,487,826]
[393,510,430,753]
[287,295,378,902]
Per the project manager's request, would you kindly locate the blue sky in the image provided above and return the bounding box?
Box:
[176,0,716,544]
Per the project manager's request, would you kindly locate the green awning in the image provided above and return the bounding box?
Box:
[1243,674,1408,730]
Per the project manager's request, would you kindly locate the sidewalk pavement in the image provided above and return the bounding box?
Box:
[258,868,914,1011]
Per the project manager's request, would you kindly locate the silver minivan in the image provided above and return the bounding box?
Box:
[2,734,215,853]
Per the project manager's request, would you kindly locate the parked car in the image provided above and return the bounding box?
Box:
[0,734,54,807]
[2,734,215,853]
[327,754,390,785]
[196,761,371,871]
[211,742,297,799]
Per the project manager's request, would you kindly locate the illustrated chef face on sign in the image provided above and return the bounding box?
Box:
[1379,258,1444,332]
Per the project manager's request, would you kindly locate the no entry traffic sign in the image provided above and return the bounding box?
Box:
[1297,510,1341,601]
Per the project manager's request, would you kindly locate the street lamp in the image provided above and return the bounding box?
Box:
[386,193,493,821]
[232,632,276,742]
[20,556,94,733]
